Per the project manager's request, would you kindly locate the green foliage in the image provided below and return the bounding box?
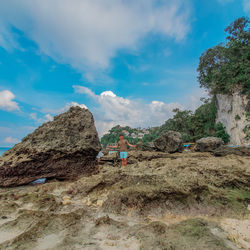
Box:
[100,125,141,148]
[101,99,231,146]
[197,17,250,95]
[235,114,241,120]
[243,125,250,139]
[214,122,230,143]
[190,99,217,140]
[155,99,221,142]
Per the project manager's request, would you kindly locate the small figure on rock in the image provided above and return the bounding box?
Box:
[108,134,136,166]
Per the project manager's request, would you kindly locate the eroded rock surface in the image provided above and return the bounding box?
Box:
[0,151,249,249]
[153,131,184,153]
[213,145,250,156]
[136,141,154,151]
[216,92,250,145]
[0,106,101,187]
[195,137,223,152]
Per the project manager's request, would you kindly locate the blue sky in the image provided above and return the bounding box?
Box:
[0,0,249,146]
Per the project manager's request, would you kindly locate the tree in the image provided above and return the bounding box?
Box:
[197,17,250,95]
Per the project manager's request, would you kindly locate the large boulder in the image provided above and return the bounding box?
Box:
[153,131,184,153]
[194,137,223,152]
[0,106,101,187]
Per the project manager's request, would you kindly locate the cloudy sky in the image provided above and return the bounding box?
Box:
[0,0,249,146]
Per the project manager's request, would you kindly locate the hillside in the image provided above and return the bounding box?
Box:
[101,100,230,148]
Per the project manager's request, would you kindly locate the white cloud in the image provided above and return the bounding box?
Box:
[74,85,182,136]
[243,0,250,12]
[0,90,19,111]
[30,112,53,123]
[182,88,209,111]
[0,126,35,146]
[45,114,53,122]
[4,136,20,144]
[217,0,250,13]
[100,91,117,97]
[0,0,191,76]
[41,101,88,115]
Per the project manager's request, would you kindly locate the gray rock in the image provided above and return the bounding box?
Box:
[194,137,223,152]
[0,106,101,187]
[153,131,184,153]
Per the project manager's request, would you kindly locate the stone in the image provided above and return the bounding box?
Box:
[63,199,71,205]
[0,106,101,187]
[153,131,184,153]
[194,137,223,152]
[96,199,104,207]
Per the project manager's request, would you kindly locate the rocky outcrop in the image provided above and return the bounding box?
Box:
[98,150,170,166]
[0,106,101,187]
[216,92,250,145]
[153,131,184,153]
[0,151,250,249]
[213,145,250,157]
[136,142,154,151]
[195,137,223,152]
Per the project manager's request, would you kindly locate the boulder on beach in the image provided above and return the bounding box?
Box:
[153,131,184,153]
[194,137,223,152]
[0,106,101,187]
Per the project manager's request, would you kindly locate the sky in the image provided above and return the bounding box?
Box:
[0,0,249,146]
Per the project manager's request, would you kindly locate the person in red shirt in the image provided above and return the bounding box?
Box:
[108,134,136,166]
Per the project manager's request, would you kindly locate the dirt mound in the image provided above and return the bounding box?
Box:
[0,106,101,187]
[153,131,184,153]
[195,137,223,152]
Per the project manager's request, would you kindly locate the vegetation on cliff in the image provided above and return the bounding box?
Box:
[197,17,250,95]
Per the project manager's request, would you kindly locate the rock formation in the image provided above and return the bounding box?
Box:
[0,106,101,187]
[136,141,154,151]
[195,137,223,152]
[216,92,250,145]
[213,145,250,157]
[153,131,184,153]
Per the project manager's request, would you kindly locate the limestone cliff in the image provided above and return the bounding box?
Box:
[216,92,250,145]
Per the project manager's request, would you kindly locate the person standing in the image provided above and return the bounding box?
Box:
[108,134,136,166]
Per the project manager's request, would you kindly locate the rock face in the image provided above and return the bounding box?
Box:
[0,106,101,187]
[153,131,184,153]
[216,92,250,145]
[195,137,223,152]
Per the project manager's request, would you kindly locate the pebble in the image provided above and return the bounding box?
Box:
[63,200,71,205]
[96,200,104,207]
